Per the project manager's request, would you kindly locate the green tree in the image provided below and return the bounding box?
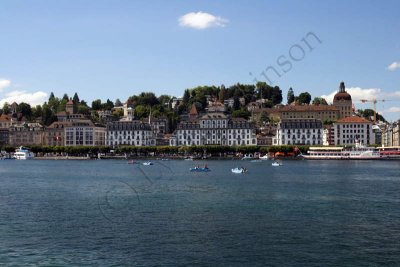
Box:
[271,86,283,105]
[183,89,190,104]
[232,96,240,110]
[135,105,148,119]
[92,99,102,110]
[73,92,80,103]
[115,98,123,107]
[62,94,69,101]
[78,105,90,115]
[287,87,295,104]
[103,99,114,110]
[232,108,251,119]
[41,103,57,126]
[32,105,43,119]
[17,102,32,120]
[2,103,10,114]
[312,97,328,105]
[298,92,312,104]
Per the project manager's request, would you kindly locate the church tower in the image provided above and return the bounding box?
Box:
[333,81,352,119]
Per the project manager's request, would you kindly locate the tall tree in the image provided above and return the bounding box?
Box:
[183,89,190,104]
[73,92,80,103]
[49,92,55,101]
[287,87,295,104]
[232,96,240,110]
[62,93,69,101]
[2,103,10,114]
[115,98,123,107]
[271,86,283,105]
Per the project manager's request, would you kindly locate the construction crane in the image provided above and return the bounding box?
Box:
[360,99,386,124]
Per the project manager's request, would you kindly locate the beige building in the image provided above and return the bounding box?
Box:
[44,121,72,146]
[0,115,12,146]
[9,123,45,146]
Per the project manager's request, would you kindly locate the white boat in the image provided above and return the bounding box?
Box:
[259,154,271,160]
[302,140,381,160]
[142,162,153,166]
[241,154,254,160]
[231,167,247,174]
[13,147,35,160]
[272,161,282,166]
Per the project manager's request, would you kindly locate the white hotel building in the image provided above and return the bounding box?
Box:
[169,113,257,146]
[273,119,323,145]
[106,120,155,147]
[333,116,375,145]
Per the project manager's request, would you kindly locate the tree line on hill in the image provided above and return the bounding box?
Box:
[0,82,385,129]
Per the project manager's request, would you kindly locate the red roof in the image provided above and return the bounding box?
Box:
[189,104,198,116]
[336,116,371,123]
[0,114,11,122]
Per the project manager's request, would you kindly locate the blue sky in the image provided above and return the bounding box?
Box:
[0,0,399,120]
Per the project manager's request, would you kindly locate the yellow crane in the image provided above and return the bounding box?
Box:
[360,99,386,123]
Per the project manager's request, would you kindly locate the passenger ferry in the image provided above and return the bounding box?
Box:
[302,141,380,160]
[377,146,400,159]
[13,146,35,160]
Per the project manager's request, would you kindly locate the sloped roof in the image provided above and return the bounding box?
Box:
[189,104,198,116]
[336,116,371,123]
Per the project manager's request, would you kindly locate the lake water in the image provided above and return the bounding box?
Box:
[0,159,399,266]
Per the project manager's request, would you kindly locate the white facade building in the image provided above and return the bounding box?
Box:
[65,120,106,146]
[333,116,375,145]
[273,119,323,145]
[169,113,257,146]
[106,120,155,147]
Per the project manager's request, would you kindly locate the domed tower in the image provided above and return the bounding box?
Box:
[333,81,352,119]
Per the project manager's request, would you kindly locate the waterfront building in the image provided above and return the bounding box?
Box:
[332,116,375,145]
[44,121,72,146]
[9,123,45,146]
[169,113,257,146]
[382,121,400,147]
[0,114,12,145]
[106,120,155,147]
[273,119,323,145]
[65,120,106,146]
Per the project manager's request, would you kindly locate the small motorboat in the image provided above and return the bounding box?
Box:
[142,162,153,166]
[231,167,247,174]
[272,161,282,166]
[190,165,211,172]
[260,154,271,160]
[241,154,254,160]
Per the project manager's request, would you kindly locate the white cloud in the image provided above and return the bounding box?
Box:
[0,79,11,91]
[322,87,382,104]
[0,90,48,107]
[179,11,228,29]
[387,62,400,71]
[384,107,400,113]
